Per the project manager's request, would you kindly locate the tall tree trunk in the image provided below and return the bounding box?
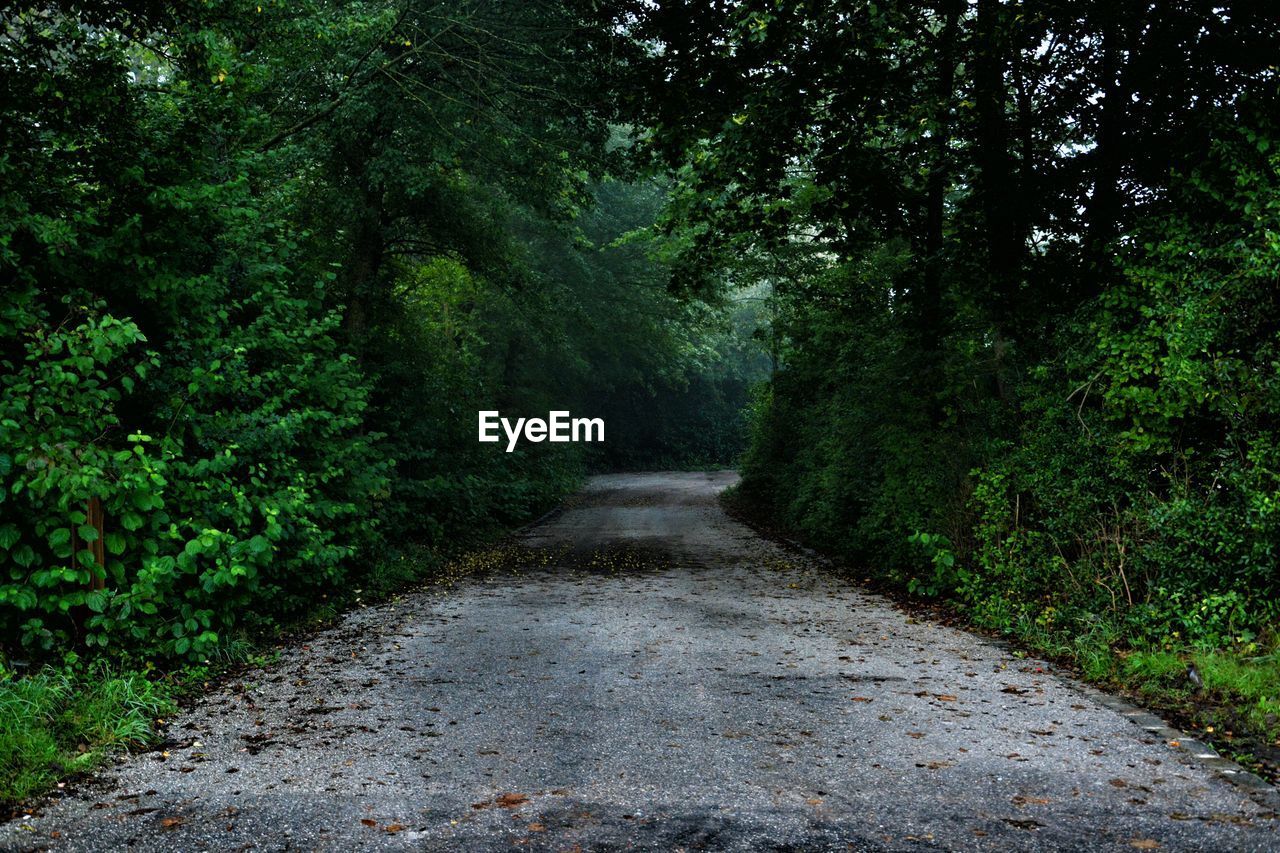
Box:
[973,0,1021,342]
[340,114,391,347]
[1084,0,1149,300]
[345,194,386,345]
[1087,10,1122,264]
[920,0,963,345]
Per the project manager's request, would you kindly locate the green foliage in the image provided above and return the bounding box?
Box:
[736,249,978,569]
[0,667,174,805]
[962,132,1280,654]
[729,130,1280,665]
[619,0,1280,751]
[0,1,390,657]
[906,533,965,599]
[1,1,757,675]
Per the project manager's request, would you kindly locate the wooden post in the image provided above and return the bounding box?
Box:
[69,497,107,640]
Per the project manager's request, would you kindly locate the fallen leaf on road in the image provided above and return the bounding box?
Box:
[907,732,925,739]
[360,819,377,827]
[1109,779,1128,788]
[935,694,958,702]
[160,817,185,829]
[806,798,823,806]
[385,824,405,834]
[496,793,529,808]
[1011,795,1050,807]
[528,823,547,832]
[1130,841,1160,850]
[850,696,872,702]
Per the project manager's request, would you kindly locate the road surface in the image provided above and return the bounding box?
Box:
[5,472,1277,851]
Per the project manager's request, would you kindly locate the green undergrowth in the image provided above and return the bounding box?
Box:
[0,666,175,809]
[1121,651,1280,747]
[1008,619,1280,764]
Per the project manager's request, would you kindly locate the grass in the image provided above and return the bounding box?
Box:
[963,609,1280,774]
[1121,650,1280,739]
[0,666,175,808]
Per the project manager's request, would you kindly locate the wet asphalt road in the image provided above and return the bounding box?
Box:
[3,471,1277,851]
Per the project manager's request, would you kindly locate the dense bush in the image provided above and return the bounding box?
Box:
[0,5,388,658]
[0,2,757,668]
[735,132,1280,656]
[962,136,1280,651]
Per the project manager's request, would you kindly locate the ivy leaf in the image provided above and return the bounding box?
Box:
[0,524,19,550]
[77,524,100,542]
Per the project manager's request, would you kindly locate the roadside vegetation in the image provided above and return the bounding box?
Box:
[0,1,764,806]
[0,668,173,806]
[620,2,1280,770]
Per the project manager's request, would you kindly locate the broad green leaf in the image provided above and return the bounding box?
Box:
[105,531,127,555]
[13,544,35,568]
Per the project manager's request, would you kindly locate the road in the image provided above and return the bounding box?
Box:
[5,472,1277,851]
